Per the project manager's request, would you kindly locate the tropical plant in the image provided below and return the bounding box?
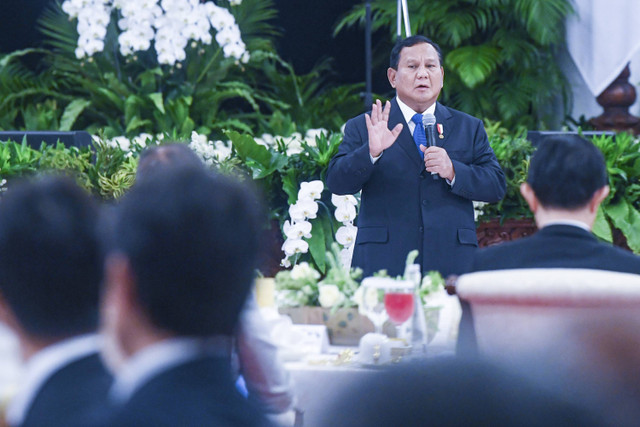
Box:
[0,0,366,144]
[336,0,574,130]
[28,0,285,138]
[254,58,366,134]
[0,137,137,200]
[590,132,640,252]
[477,120,535,221]
[475,125,640,254]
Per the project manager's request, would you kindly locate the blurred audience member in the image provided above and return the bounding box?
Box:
[318,357,603,427]
[458,135,640,355]
[102,164,272,425]
[133,143,295,414]
[0,176,111,426]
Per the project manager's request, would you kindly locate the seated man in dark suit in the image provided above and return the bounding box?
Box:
[0,176,111,426]
[136,144,295,415]
[458,134,640,354]
[101,164,271,426]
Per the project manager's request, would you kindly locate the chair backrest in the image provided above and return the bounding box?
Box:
[456,268,640,361]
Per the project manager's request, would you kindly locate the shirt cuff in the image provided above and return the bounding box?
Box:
[446,176,456,187]
[370,153,382,164]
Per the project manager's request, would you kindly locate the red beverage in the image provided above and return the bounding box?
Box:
[384,292,415,324]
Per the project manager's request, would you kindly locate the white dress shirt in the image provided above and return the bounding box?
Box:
[542,219,591,232]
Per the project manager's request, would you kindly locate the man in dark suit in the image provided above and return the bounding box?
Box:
[101,164,271,426]
[326,35,506,277]
[458,134,640,354]
[0,176,111,426]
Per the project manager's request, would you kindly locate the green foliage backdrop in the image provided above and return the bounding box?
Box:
[336,0,574,130]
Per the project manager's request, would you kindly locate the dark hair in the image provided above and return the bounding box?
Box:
[527,134,608,209]
[389,35,443,69]
[137,143,204,180]
[112,165,264,336]
[0,175,102,338]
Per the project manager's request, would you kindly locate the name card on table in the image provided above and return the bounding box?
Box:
[290,324,330,355]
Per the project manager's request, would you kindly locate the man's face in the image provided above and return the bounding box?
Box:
[387,42,444,112]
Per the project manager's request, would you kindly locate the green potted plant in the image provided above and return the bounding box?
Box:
[475,121,536,247]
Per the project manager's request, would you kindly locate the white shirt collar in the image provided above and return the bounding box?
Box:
[542,219,591,232]
[6,334,101,426]
[395,97,436,134]
[109,336,232,404]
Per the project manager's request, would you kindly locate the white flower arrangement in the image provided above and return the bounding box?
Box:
[62,0,249,65]
[254,129,327,156]
[188,131,232,166]
[92,133,157,156]
[280,179,324,268]
[280,180,359,270]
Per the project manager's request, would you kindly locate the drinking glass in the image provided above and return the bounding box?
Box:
[358,277,392,334]
[384,280,415,340]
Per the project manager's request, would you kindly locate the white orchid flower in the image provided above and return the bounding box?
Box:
[335,224,357,247]
[283,220,312,240]
[289,199,318,221]
[331,194,358,208]
[281,238,308,257]
[280,257,291,268]
[285,138,303,156]
[334,204,356,223]
[298,180,324,201]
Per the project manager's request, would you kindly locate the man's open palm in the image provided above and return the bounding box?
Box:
[366,99,403,157]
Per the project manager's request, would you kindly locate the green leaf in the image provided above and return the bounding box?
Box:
[97,88,124,110]
[125,116,152,133]
[308,220,327,274]
[592,206,612,243]
[605,199,640,253]
[148,92,165,114]
[227,131,271,166]
[59,99,91,131]
[281,169,299,205]
[446,45,501,88]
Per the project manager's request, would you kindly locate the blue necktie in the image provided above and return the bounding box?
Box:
[411,113,426,157]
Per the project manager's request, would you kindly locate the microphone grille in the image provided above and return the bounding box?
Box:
[422,113,436,126]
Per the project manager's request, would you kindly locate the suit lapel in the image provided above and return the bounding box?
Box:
[389,98,424,169]
[434,102,452,149]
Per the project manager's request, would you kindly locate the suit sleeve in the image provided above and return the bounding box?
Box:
[449,118,506,203]
[326,115,377,195]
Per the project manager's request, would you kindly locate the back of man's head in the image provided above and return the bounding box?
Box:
[136,143,204,180]
[112,165,264,336]
[0,175,102,339]
[527,135,608,209]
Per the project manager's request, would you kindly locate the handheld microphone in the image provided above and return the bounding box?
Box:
[422,113,438,179]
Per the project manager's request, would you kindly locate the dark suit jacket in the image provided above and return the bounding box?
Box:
[457,224,640,355]
[20,353,112,427]
[326,99,506,277]
[106,356,271,427]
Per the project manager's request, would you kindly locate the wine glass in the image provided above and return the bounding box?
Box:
[358,277,392,335]
[384,280,415,339]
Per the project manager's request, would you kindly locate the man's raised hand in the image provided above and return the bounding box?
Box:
[366,99,403,157]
